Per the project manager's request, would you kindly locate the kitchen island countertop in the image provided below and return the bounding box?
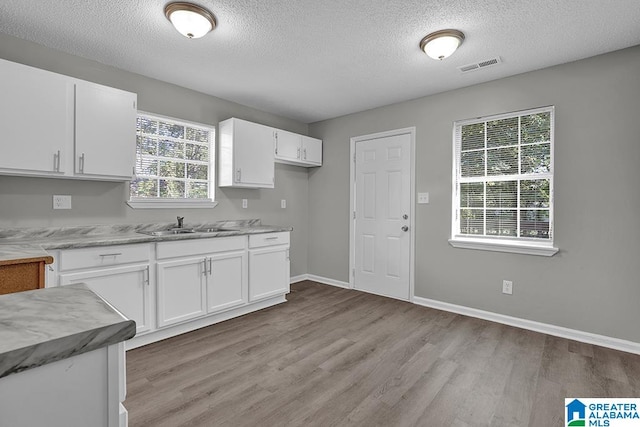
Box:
[0,283,135,378]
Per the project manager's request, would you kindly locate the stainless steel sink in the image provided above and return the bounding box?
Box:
[192,227,234,233]
[138,228,196,236]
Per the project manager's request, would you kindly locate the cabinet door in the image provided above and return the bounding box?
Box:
[233,119,275,188]
[274,130,301,162]
[248,246,290,301]
[302,136,323,166]
[0,59,72,176]
[157,257,206,327]
[75,81,137,180]
[207,250,247,313]
[60,264,151,334]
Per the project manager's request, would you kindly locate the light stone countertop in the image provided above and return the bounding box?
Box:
[0,219,293,261]
[0,283,136,378]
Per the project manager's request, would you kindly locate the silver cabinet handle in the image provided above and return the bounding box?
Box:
[143,266,150,286]
[99,253,122,257]
[236,168,242,182]
[303,148,307,160]
[265,236,279,240]
[401,226,409,232]
[208,258,213,276]
[274,131,278,155]
[53,150,61,172]
[202,258,208,276]
[296,147,301,159]
[79,153,85,173]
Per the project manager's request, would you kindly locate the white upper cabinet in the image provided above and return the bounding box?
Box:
[75,81,137,180]
[219,118,275,188]
[0,58,137,181]
[301,136,322,166]
[274,130,322,167]
[274,129,302,163]
[0,59,73,176]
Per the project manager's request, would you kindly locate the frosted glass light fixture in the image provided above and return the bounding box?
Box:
[164,2,216,39]
[420,29,465,60]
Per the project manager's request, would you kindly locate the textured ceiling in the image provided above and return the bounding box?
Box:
[0,1,639,123]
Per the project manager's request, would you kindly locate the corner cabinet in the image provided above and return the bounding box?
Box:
[218,118,275,188]
[0,58,137,181]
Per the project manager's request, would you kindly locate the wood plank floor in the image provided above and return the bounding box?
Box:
[125,281,640,427]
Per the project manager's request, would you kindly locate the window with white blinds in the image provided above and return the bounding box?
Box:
[451,106,557,255]
[128,112,216,208]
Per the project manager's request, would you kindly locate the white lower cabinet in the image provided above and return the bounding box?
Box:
[60,265,151,335]
[57,245,152,336]
[156,257,207,328]
[249,233,290,302]
[156,236,248,329]
[207,250,247,313]
[55,233,288,349]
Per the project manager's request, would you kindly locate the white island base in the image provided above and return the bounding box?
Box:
[0,342,127,427]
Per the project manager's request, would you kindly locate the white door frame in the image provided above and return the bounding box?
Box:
[349,127,416,302]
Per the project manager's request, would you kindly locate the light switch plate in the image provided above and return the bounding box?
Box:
[242,199,248,209]
[53,195,72,210]
[281,199,286,209]
[418,192,429,204]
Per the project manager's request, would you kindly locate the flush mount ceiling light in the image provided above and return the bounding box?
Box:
[164,2,216,39]
[419,29,465,60]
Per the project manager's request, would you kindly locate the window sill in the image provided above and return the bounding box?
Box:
[448,238,558,257]
[127,199,219,209]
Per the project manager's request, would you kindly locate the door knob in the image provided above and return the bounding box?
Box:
[401,226,409,232]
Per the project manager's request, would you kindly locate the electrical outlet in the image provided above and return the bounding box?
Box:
[281,199,286,209]
[242,199,248,209]
[53,195,72,210]
[417,192,429,204]
[502,280,513,295]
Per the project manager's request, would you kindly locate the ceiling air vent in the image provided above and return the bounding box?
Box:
[458,57,502,73]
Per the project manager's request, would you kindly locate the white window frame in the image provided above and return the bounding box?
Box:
[449,106,558,256]
[127,112,217,209]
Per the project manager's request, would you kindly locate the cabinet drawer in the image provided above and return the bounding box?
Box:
[249,232,290,248]
[157,236,246,259]
[59,244,150,271]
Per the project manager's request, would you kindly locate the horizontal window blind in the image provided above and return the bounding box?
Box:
[130,113,215,201]
[453,106,554,242]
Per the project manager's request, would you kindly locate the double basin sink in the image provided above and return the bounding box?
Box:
[138,227,236,237]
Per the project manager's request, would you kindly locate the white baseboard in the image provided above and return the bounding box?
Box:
[292,275,640,355]
[413,296,640,355]
[290,274,309,284]
[291,274,350,289]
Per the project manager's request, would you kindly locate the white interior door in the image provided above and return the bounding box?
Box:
[354,132,412,300]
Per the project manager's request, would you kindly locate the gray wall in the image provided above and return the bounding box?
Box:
[308,46,640,343]
[0,33,310,277]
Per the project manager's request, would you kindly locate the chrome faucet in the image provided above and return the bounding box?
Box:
[177,216,184,228]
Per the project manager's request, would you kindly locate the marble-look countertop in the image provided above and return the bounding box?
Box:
[0,245,53,265]
[0,219,293,260]
[0,283,136,378]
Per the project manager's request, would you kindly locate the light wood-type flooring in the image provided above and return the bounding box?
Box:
[125,281,640,427]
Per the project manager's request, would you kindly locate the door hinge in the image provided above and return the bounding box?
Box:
[353,211,356,219]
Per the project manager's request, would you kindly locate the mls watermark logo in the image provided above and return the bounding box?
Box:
[566,398,640,426]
